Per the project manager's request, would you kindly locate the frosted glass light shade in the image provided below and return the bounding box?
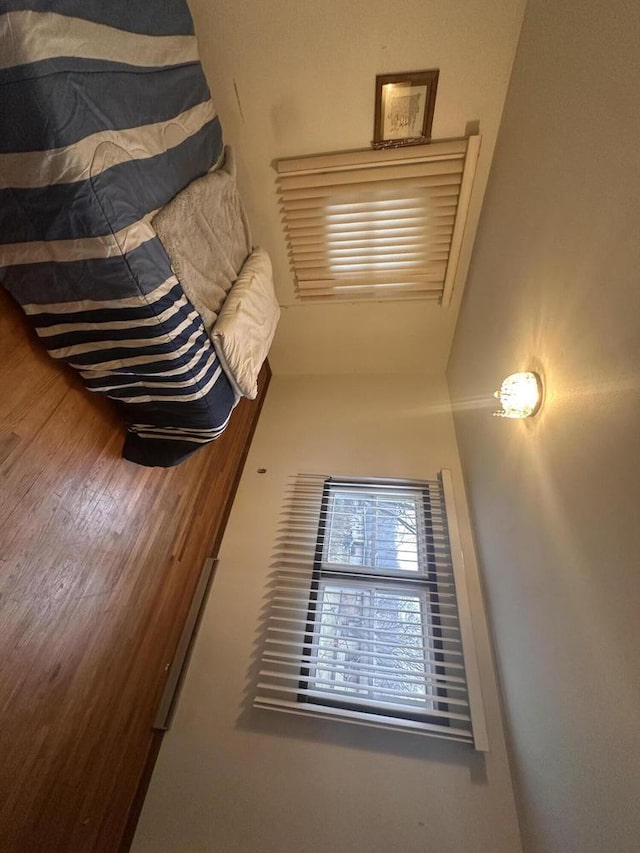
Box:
[493,371,543,418]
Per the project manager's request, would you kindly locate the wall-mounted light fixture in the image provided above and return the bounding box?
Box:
[493,371,543,418]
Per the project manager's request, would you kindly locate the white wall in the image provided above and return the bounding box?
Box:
[133,373,523,853]
[447,1,640,851]
[188,0,525,374]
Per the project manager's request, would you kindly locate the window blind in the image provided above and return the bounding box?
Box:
[276,137,480,305]
[254,472,489,749]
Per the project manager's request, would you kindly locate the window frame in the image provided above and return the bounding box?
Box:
[254,470,489,750]
[298,479,453,726]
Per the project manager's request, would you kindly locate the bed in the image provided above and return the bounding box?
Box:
[0,0,275,467]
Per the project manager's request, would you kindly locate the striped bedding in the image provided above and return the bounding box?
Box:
[0,0,239,467]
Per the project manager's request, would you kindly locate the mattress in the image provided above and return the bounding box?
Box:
[0,0,240,467]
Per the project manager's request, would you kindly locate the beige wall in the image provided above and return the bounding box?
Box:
[188,0,525,374]
[133,374,522,853]
[447,1,640,851]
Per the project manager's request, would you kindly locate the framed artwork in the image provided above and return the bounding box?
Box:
[373,69,439,148]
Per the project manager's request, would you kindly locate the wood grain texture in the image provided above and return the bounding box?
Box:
[0,290,270,852]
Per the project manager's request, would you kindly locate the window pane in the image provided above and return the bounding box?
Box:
[310,582,435,709]
[323,489,421,572]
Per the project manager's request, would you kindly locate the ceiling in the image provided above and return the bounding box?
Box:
[447,0,640,851]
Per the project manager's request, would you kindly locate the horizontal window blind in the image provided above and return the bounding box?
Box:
[276,137,480,305]
[254,472,489,749]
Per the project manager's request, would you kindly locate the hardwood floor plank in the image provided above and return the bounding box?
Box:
[0,289,270,852]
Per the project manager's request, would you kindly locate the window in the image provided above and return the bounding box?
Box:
[256,473,488,748]
[275,136,480,306]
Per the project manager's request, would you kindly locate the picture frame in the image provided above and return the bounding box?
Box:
[373,69,440,148]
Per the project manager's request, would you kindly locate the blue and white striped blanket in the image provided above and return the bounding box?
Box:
[0,0,239,466]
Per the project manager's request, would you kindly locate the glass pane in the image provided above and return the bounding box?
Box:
[323,489,421,572]
[310,582,434,708]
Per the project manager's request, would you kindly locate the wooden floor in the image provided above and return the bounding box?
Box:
[0,290,270,852]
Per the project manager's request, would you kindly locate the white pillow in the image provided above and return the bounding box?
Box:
[212,248,280,399]
[152,146,251,335]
